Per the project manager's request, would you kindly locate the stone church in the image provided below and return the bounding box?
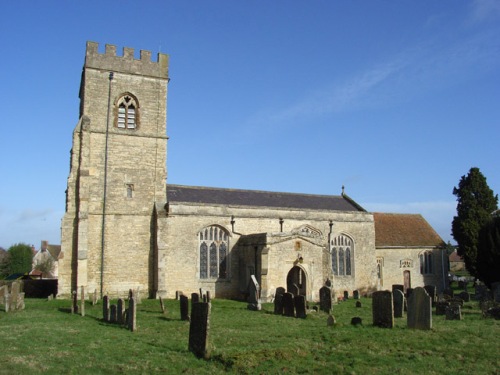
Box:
[58,42,446,301]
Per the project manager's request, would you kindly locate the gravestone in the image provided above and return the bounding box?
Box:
[191,293,200,304]
[327,314,336,326]
[206,291,211,303]
[3,294,10,312]
[443,288,454,298]
[423,285,437,307]
[188,302,211,359]
[356,301,362,308]
[16,293,25,311]
[92,289,98,305]
[274,289,284,315]
[372,290,394,328]
[282,292,295,317]
[445,303,462,320]
[180,295,190,321]
[128,297,137,332]
[343,291,349,300]
[175,291,183,300]
[247,275,261,311]
[492,282,500,303]
[392,284,404,294]
[393,289,405,318]
[117,298,125,324]
[435,301,450,315]
[474,284,489,301]
[110,305,117,323]
[406,288,414,299]
[407,287,432,330]
[353,290,360,300]
[351,317,362,326]
[80,286,85,317]
[71,290,78,314]
[319,286,332,314]
[159,296,165,314]
[294,295,307,319]
[135,287,142,304]
[103,295,110,322]
[457,291,470,302]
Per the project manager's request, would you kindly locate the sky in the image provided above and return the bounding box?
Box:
[0,1,499,249]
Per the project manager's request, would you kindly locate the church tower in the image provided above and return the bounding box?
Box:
[59,42,169,297]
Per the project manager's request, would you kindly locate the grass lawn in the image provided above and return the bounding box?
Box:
[0,296,499,374]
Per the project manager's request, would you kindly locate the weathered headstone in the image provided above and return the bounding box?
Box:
[188,302,211,359]
[445,303,462,320]
[128,297,137,332]
[135,287,142,304]
[393,289,405,318]
[491,282,500,303]
[435,301,450,315]
[392,284,404,294]
[103,295,110,322]
[353,290,360,300]
[294,295,307,319]
[343,291,349,300]
[319,286,332,314]
[474,284,489,301]
[80,286,85,317]
[159,296,165,314]
[92,289,98,305]
[71,290,78,314]
[110,305,117,323]
[247,275,261,311]
[4,294,10,312]
[372,290,394,328]
[457,291,470,302]
[351,317,362,326]
[206,291,211,303]
[327,314,336,326]
[407,287,432,330]
[282,292,295,317]
[117,298,125,324]
[180,294,189,321]
[191,292,200,304]
[356,301,362,308]
[274,288,285,315]
[175,290,183,300]
[443,288,454,298]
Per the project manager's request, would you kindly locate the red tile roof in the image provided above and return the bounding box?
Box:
[374,213,445,247]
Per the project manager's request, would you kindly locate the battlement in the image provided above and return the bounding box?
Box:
[84,41,169,79]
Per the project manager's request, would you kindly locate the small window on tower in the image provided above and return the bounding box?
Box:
[116,94,139,129]
[126,184,134,198]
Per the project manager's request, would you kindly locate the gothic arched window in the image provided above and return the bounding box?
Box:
[199,225,229,280]
[116,94,139,129]
[330,234,354,276]
[419,251,434,275]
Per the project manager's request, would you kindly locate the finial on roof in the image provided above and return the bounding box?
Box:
[342,185,345,195]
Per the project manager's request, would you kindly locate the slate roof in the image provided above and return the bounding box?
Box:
[374,213,445,248]
[167,185,366,212]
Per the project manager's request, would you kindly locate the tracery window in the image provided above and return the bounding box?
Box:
[199,225,229,279]
[116,94,138,129]
[331,234,353,276]
[419,251,433,275]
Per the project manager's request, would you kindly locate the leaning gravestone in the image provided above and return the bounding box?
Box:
[319,286,332,314]
[393,289,405,318]
[294,295,307,319]
[159,296,165,314]
[247,275,261,311]
[407,287,432,330]
[128,297,137,332]
[282,292,295,317]
[180,295,189,321]
[274,288,285,315]
[372,290,394,328]
[188,302,211,359]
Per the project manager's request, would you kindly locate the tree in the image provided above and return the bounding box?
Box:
[6,243,33,275]
[452,167,498,278]
[477,212,500,287]
[0,249,10,278]
[33,255,55,278]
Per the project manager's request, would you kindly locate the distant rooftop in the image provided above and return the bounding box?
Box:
[167,185,366,212]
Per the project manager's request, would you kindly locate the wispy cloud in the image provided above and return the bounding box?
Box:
[469,0,500,23]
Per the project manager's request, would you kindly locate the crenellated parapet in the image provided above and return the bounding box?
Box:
[84,41,169,79]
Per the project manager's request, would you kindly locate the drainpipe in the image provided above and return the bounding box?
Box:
[100,71,113,298]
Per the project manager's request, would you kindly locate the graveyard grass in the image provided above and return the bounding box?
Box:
[1,297,499,374]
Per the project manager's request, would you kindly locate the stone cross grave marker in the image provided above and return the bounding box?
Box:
[188,302,211,359]
[294,295,307,319]
[407,287,432,330]
[393,289,405,318]
[319,286,332,314]
[282,292,295,317]
[372,290,394,328]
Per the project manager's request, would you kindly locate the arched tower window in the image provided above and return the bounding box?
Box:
[115,94,139,129]
[199,225,229,280]
[330,234,354,276]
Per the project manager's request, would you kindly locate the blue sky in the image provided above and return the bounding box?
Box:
[1,1,499,248]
